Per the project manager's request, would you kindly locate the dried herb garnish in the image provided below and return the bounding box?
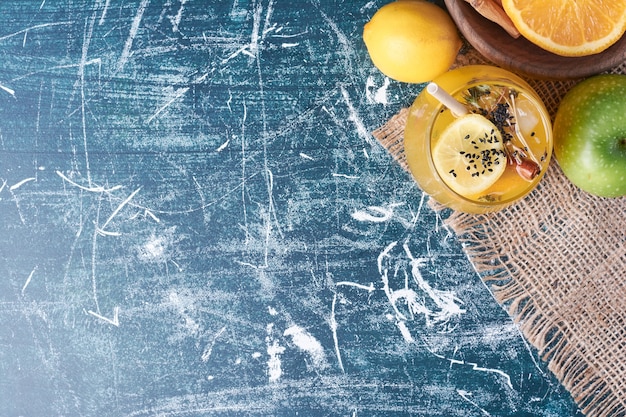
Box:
[462,84,491,109]
[462,84,542,181]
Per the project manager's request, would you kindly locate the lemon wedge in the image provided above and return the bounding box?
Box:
[432,114,507,197]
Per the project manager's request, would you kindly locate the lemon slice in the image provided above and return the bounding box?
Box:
[432,114,507,197]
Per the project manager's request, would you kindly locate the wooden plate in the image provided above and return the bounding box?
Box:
[444,0,626,80]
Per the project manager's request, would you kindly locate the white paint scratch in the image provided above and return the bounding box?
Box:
[201,326,227,362]
[331,173,359,180]
[330,281,375,371]
[340,86,373,145]
[378,241,465,331]
[374,78,390,105]
[138,232,174,263]
[130,208,161,224]
[396,320,415,343]
[457,390,492,416]
[5,182,27,223]
[99,0,111,25]
[91,197,104,314]
[97,188,141,236]
[336,281,375,293]
[403,242,466,324]
[10,177,36,191]
[261,1,276,40]
[57,170,122,193]
[248,0,263,56]
[240,100,250,245]
[21,266,38,296]
[117,0,150,72]
[284,325,328,370]
[79,10,97,187]
[167,291,200,335]
[216,139,229,152]
[0,83,15,97]
[330,292,345,373]
[266,323,285,383]
[221,44,255,64]
[351,203,403,223]
[426,345,514,390]
[169,0,188,32]
[87,306,120,327]
[0,21,72,42]
[146,87,190,124]
[12,58,101,83]
[365,76,390,105]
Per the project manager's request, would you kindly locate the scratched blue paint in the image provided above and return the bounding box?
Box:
[0,1,582,416]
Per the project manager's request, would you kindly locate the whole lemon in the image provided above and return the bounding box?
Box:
[363,0,462,83]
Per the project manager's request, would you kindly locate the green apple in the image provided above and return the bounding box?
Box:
[553,74,626,198]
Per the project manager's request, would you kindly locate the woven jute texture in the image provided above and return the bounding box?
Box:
[372,47,626,417]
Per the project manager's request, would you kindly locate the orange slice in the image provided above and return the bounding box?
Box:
[501,0,626,57]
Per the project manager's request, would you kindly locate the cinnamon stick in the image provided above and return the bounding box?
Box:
[464,0,521,39]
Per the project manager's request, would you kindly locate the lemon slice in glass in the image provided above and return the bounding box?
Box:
[432,114,507,197]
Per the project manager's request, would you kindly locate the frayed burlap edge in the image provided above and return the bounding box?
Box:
[372,46,626,417]
[444,165,626,417]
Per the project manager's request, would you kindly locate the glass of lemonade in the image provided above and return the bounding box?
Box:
[404,65,553,213]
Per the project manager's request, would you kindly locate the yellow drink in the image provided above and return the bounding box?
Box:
[404,65,553,213]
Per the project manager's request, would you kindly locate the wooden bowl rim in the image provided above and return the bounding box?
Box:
[444,0,626,80]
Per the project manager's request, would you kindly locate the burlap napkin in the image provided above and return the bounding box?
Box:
[372,47,626,417]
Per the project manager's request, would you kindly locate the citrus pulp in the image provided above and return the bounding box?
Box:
[502,0,626,56]
[432,113,507,197]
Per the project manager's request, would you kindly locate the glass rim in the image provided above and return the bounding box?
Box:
[419,76,554,209]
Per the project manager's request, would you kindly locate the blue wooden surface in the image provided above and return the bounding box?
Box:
[0,1,583,416]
